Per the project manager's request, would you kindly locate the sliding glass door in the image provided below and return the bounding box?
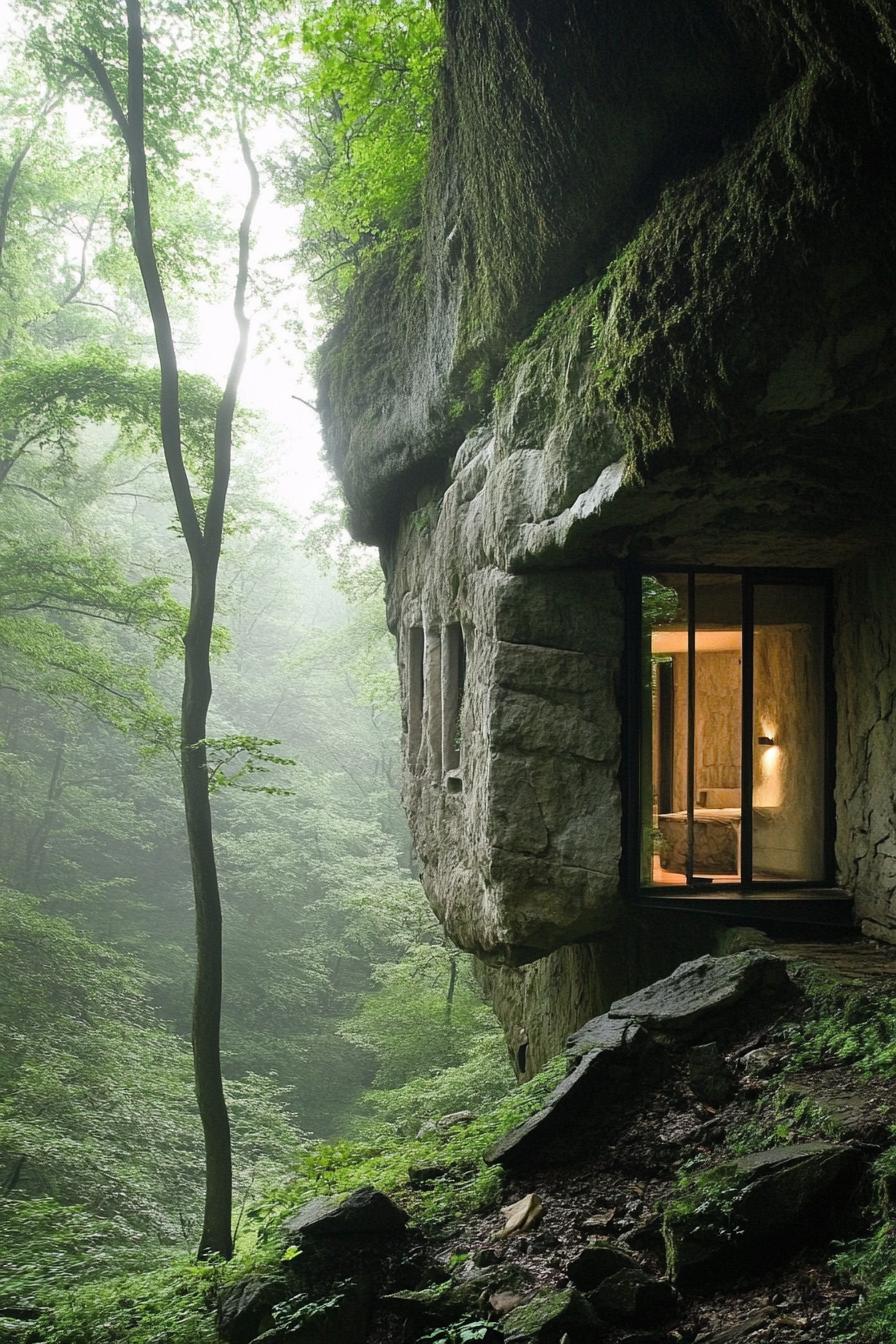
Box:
[634,568,831,892]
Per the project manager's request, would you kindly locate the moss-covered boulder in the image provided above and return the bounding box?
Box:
[663,1141,863,1282]
[501,1287,596,1343]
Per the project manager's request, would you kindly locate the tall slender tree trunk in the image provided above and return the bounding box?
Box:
[83,0,259,1260]
[182,559,232,1257]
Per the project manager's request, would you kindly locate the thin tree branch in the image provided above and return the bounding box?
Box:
[79,49,129,141]
[204,122,260,553]
[0,90,63,273]
[58,199,104,307]
[5,483,65,510]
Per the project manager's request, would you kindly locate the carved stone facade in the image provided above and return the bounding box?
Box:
[319,0,896,1068]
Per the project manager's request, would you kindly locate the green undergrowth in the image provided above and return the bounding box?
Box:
[829,1145,896,1343]
[784,964,896,1076]
[28,1056,567,1344]
[26,1262,221,1344]
[665,1163,747,1229]
[671,962,896,1342]
[796,968,896,1342]
[250,1053,566,1246]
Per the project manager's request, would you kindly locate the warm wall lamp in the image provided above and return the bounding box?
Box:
[757,734,775,746]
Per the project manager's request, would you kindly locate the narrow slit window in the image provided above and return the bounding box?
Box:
[441,623,466,776]
[425,628,442,782]
[406,626,424,766]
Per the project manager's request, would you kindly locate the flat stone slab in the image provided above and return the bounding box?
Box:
[607,950,790,1034]
[486,1024,646,1166]
[382,1281,481,1324]
[282,1185,408,1240]
[566,1011,641,1060]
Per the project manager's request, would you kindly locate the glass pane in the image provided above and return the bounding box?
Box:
[692,575,743,883]
[641,574,689,886]
[752,585,826,882]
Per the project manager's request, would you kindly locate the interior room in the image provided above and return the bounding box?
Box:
[640,573,826,889]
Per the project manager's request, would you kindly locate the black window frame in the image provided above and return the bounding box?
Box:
[622,564,836,899]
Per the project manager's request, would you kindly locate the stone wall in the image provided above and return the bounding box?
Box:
[393,462,625,964]
[835,548,896,941]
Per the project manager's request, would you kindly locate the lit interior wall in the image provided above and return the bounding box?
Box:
[753,624,824,879]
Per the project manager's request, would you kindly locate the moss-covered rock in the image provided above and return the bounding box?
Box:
[318,0,783,539]
[663,1141,863,1282]
[380,1278,482,1325]
[501,1286,596,1342]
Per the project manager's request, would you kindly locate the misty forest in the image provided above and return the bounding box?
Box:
[0,0,514,1331]
[3,2,896,1343]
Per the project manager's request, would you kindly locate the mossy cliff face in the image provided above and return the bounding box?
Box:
[319,0,775,542]
[318,0,896,1059]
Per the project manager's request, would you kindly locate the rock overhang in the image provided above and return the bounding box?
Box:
[319,2,896,550]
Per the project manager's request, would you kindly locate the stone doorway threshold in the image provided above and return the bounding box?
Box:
[636,887,853,929]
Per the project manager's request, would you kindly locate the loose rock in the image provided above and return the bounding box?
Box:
[580,1208,616,1232]
[499,1192,545,1238]
[486,1023,648,1166]
[282,1186,408,1240]
[664,1141,862,1281]
[218,1276,284,1344]
[501,1286,596,1342]
[381,1280,482,1324]
[438,1110,475,1130]
[688,1043,736,1107]
[566,1239,639,1290]
[591,1268,676,1325]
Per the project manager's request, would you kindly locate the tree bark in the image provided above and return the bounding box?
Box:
[23,738,65,891]
[445,952,457,1027]
[84,0,259,1260]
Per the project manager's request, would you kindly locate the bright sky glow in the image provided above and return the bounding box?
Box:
[186,169,331,523]
[1,0,334,523]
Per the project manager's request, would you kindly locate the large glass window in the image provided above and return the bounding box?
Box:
[636,569,830,891]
